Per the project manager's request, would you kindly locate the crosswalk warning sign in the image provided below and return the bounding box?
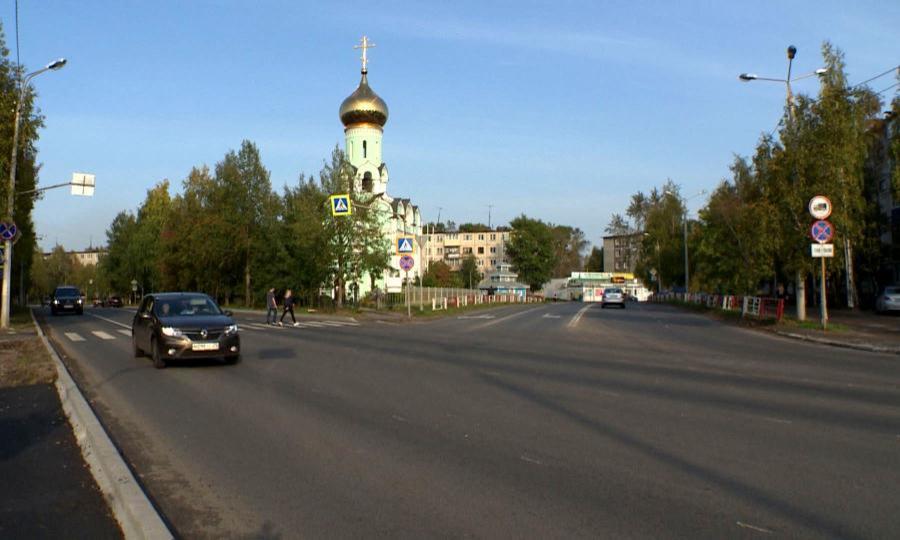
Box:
[330,194,352,216]
[396,236,415,254]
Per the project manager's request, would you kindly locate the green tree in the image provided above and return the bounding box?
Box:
[458,222,491,233]
[458,254,482,288]
[551,225,588,277]
[423,260,460,288]
[99,211,139,295]
[585,246,603,272]
[505,215,555,290]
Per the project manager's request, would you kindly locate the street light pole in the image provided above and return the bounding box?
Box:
[738,46,827,322]
[2,58,67,329]
[665,189,706,294]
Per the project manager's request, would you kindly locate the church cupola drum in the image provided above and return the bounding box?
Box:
[340,36,388,192]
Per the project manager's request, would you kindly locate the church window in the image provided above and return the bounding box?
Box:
[362,172,373,192]
[363,140,367,158]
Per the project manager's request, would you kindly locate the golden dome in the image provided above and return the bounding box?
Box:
[339,71,389,128]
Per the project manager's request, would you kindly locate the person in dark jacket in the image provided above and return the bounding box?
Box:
[266,287,278,325]
[279,289,298,326]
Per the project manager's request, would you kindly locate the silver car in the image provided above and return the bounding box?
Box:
[601,287,625,309]
[875,286,900,313]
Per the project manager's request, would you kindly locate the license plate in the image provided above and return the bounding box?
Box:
[191,342,219,351]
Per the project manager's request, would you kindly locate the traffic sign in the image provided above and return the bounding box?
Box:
[396,236,414,254]
[811,243,834,258]
[808,195,832,220]
[0,222,17,241]
[330,194,352,216]
[399,254,415,271]
[810,220,834,244]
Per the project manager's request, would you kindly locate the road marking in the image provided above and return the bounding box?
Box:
[64,332,85,342]
[91,331,116,341]
[520,455,543,465]
[391,414,408,423]
[316,320,359,327]
[117,329,132,337]
[298,321,329,327]
[568,304,594,328]
[458,314,496,320]
[478,307,544,328]
[762,417,793,425]
[542,313,561,319]
[736,521,773,534]
[86,312,131,330]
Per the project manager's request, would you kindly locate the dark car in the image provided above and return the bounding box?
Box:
[51,286,84,315]
[106,296,123,308]
[132,292,240,369]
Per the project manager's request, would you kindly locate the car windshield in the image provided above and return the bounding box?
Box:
[155,296,222,317]
[606,288,622,294]
[885,287,900,295]
[55,287,80,297]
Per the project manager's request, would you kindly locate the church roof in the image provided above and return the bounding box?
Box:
[339,71,389,128]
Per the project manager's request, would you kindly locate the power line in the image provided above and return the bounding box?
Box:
[875,82,899,97]
[851,65,899,90]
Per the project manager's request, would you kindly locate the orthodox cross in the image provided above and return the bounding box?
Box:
[354,35,376,72]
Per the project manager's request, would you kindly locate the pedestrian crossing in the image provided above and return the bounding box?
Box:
[61,319,360,343]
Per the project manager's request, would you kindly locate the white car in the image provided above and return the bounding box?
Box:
[875,286,900,313]
[601,287,625,309]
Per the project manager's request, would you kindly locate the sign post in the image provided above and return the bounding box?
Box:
[399,254,415,318]
[809,198,834,331]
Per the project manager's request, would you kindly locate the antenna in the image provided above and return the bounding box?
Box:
[487,204,494,229]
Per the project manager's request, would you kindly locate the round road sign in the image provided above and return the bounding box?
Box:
[810,220,834,244]
[808,195,832,220]
[399,255,415,271]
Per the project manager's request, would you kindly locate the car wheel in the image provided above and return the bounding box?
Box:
[76,309,83,315]
[621,304,626,309]
[132,335,143,358]
[151,338,166,369]
[601,304,606,309]
[224,355,241,365]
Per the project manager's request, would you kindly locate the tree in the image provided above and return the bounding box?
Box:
[458,222,491,233]
[99,211,139,295]
[458,255,482,288]
[423,260,461,288]
[585,247,603,272]
[44,245,76,286]
[551,225,588,277]
[505,215,555,290]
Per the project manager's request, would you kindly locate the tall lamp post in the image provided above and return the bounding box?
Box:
[738,46,827,321]
[2,58,67,329]
[665,189,707,294]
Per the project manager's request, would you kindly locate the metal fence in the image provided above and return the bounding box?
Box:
[379,286,537,311]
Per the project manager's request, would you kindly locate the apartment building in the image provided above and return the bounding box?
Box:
[421,230,511,274]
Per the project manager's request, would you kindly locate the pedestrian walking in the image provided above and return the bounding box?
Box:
[266,287,278,325]
[279,289,298,326]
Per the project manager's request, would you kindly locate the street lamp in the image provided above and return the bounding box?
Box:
[2,58,67,329]
[665,189,707,294]
[738,46,826,321]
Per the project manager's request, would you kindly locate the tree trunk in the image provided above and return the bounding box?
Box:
[796,270,806,321]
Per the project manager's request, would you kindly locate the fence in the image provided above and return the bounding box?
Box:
[651,292,784,322]
[381,286,540,312]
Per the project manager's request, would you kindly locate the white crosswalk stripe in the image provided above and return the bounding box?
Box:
[64,332,85,342]
[92,331,116,340]
[117,329,132,337]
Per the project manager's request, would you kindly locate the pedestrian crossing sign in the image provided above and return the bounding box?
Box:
[330,194,352,216]
[396,236,415,254]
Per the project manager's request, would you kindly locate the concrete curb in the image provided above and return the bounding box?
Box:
[772,329,900,355]
[32,311,173,540]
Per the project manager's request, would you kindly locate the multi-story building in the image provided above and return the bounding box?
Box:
[42,247,107,267]
[421,230,512,275]
[602,233,643,273]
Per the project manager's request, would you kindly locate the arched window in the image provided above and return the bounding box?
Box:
[362,172,374,192]
[363,140,367,158]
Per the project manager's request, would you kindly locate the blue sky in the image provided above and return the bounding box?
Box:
[2,0,898,251]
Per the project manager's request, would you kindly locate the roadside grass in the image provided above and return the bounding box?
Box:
[0,307,55,388]
[780,317,848,332]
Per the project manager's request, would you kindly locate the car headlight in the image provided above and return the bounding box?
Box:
[161,326,183,337]
[53,299,59,304]
[77,298,83,304]
[224,324,238,335]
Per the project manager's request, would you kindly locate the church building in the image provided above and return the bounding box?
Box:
[338,36,423,294]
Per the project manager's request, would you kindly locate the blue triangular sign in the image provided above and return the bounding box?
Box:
[398,238,412,252]
[334,198,348,212]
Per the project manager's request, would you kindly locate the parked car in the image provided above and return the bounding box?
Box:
[93,297,104,307]
[132,292,240,369]
[601,287,625,309]
[106,296,123,308]
[875,286,900,313]
[51,286,84,315]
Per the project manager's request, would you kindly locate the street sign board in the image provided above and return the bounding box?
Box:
[808,195,832,220]
[399,254,415,271]
[810,220,834,244]
[0,222,17,241]
[396,236,415,254]
[811,243,834,258]
[71,172,96,196]
[329,194,352,216]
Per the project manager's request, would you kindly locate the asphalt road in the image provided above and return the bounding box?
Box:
[38,302,900,539]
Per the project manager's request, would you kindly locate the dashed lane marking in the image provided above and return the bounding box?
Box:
[567,303,594,328]
[91,331,116,340]
[117,329,132,337]
[520,455,543,465]
[64,332,85,342]
[736,521,773,534]
[478,306,545,328]
[86,312,132,330]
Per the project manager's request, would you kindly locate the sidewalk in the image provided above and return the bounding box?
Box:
[767,308,900,354]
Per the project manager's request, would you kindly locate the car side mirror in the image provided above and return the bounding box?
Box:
[224,310,233,317]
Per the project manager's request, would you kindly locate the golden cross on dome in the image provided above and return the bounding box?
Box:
[354,35,376,73]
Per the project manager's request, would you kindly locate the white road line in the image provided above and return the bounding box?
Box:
[762,417,793,425]
[520,455,543,465]
[86,312,132,330]
[92,331,116,341]
[542,313,561,319]
[736,521,773,534]
[315,321,355,327]
[567,304,594,328]
[117,329,132,337]
[457,314,496,320]
[298,321,329,327]
[65,332,85,342]
[478,307,544,328]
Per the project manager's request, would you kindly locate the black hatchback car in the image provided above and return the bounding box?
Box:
[51,286,84,315]
[132,292,240,369]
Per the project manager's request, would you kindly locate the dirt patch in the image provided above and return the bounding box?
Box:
[0,337,56,388]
